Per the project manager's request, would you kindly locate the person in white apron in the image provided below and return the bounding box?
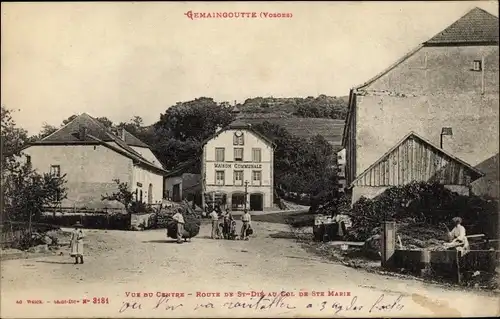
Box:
[444,217,470,256]
[172,209,185,244]
[70,222,85,264]
[240,210,252,240]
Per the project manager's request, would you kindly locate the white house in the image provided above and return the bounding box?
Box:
[21,113,167,209]
[201,123,275,211]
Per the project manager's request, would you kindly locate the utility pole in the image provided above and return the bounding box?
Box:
[244,181,249,211]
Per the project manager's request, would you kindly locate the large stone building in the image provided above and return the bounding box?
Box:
[342,7,499,203]
[201,123,275,211]
[21,113,167,209]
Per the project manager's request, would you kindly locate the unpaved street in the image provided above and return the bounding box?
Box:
[1,221,498,318]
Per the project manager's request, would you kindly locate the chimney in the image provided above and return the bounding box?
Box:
[79,125,87,141]
[121,128,126,141]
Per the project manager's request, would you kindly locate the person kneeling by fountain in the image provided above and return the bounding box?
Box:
[444,217,470,256]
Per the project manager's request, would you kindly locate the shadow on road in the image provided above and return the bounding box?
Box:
[269,231,298,239]
[142,240,186,244]
[36,260,75,264]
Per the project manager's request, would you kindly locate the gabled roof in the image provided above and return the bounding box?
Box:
[40,113,114,143]
[29,113,167,175]
[121,129,150,148]
[425,7,499,45]
[165,159,198,177]
[342,7,499,146]
[201,123,277,148]
[349,131,484,188]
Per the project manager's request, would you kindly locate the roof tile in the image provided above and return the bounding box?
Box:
[425,7,499,45]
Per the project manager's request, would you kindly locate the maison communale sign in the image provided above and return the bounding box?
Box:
[214,163,262,169]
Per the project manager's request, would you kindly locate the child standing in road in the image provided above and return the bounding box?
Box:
[70,222,85,264]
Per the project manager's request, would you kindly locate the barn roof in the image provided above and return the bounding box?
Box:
[342,7,499,146]
[121,129,150,148]
[425,7,499,45]
[349,131,484,188]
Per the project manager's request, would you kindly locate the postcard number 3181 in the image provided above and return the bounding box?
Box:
[93,297,109,304]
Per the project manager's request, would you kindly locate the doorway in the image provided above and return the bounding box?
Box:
[172,183,181,202]
[231,193,246,211]
[249,193,263,211]
[148,183,153,204]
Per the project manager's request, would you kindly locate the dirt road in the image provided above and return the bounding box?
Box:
[1,221,498,318]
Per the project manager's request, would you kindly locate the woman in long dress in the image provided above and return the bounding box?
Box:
[70,222,85,264]
[444,217,470,256]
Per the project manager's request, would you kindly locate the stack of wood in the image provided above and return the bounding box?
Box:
[165,201,201,240]
[156,202,183,228]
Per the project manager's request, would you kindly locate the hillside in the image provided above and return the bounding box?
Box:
[472,153,499,199]
[231,114,344,151]
[236,94,349,120]
[230,95,347,150]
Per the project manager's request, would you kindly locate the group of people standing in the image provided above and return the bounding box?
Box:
[208,206,252,240]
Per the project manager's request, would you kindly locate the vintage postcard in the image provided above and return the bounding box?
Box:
[1,1,499,318]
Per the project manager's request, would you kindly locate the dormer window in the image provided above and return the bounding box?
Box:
[472,60,482,71]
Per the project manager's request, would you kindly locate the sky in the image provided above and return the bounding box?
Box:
[1,1,498,135]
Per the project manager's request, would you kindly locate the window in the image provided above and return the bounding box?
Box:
[215,147,225,162]
[233,132,244,145]
[50,165,60,177]
[234,170,243,186]
[140,190,143,202]
[234,148,244,161]
[252,148,262,162]
[252,170,262,185]
[215,170,225,185]
[473,60,482,71]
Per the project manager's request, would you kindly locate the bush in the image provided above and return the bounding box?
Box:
[347,182,498,241]
[40,212,131,230]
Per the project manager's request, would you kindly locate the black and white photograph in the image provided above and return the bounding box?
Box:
[1,1,499,318]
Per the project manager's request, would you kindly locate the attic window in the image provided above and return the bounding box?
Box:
[472,60,482,71]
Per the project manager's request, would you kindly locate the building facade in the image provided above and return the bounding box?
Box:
[202,124,275,211]
[21,113,167,210]
[342,8,499,203]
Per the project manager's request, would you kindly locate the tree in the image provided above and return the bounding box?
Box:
[101,179,135,210]
[95,117,113,128]
[156,97,234,142]
[2,107,68,224]
[131,116,143,127]
[253,121,339,200]
[151,98,235,170]
[1,106,29,164]
[61,115,78,126]
[37,123,58,139]
[2,156,67,224]
[100,179,150,214]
